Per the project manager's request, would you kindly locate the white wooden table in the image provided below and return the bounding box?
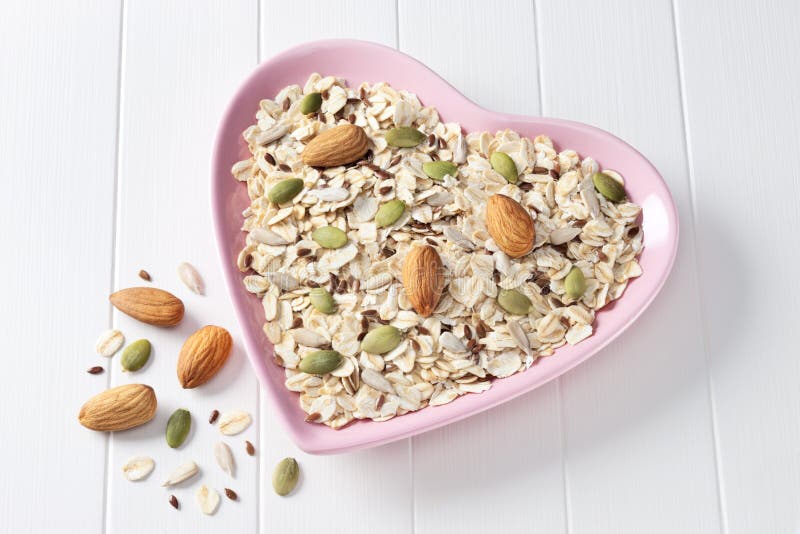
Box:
[3,1,798,532]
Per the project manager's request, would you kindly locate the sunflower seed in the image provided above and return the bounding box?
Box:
[439,332,468,353]
[162,460,199,487]
[309,187,349,202]
[507,319,532,358]
[196,485,220,515]
[361,368,395,394]
[214,442,235,477]
[95,329,124,357]
[122,456,154,481]
[218,411,252,436]
[177,262,204,295]
[250,228,290,246]
[549,226,582,246]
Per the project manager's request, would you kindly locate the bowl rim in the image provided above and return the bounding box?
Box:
[211,38,679,454]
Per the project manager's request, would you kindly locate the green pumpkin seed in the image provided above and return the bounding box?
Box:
[272,457,299,496]
[268,178,304,204]
[361,325,402,354]
[375,199,406,228]
[299,350,343,375]
[497,289,532,315]
[299,92,322,114]
[490,152,518,184]
[592,172,627,202]
[120,339,151,372]
[166,409,191,448]
[564,266,587,300]
[422,161,458,181]
[312,226,348,249]
[386,127,426,148]
[308,287,336,314]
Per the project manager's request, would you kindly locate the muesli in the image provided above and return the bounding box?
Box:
[232,74,643,428]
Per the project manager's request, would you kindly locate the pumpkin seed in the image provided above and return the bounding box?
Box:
[268,178,304,204]
[299,92,322,114]
[497,289,531,315]
[361,325,402,354]
[298,350,343,375]
[386,127,426,148]
[312,226,348,249]
[120,339,151,372]
[308,287,336,314]
[166,408,191,448]
[272,457,299,496]
[422,160,458,181]
[592,172,627,202]
[375,199,406,228]
[490,152,518,184]
[564,266,587,299]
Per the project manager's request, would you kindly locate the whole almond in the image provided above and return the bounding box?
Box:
[177,325,233,388]
[301,124,369,167]
[109,287,184,327]
[78,384,157,431]
[402,245,444,317]
[486,194,535,258]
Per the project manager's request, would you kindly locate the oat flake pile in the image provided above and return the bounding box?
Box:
[231,73,643,428]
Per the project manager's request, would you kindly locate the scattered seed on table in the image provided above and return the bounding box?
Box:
[209,409,219,424]
[169,495,179,509]
[138,269,151,281]
[87,366,104,375]
[224,488,238,501]
[245,440,255,456]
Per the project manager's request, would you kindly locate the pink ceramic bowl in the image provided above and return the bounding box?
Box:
[211,39,679,454]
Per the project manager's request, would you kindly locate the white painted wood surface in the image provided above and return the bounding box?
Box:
[2,0,798,532]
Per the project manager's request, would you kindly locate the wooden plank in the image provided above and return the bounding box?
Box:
[258,3,413,533]
[674,0,800,531]
[0,1,121,532]
[399,1,568,533]
[106,1,260,532]
[536,0,723,531]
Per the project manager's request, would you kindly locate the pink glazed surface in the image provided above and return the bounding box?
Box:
[211,39,679,454]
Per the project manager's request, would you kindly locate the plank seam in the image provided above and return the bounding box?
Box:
[103,1,128,533]
[396,4,416,531]
[669,1,728,532]
[532,1,571,532]
[256,2,263,533]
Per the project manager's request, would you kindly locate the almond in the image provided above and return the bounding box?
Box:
[402,245,444,317]
[486,194,535,258]
[109,287,184,326]
[78,384,157,431]
[177,325,233,388]
[301,124,369,167]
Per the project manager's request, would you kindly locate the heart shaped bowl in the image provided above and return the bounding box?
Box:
[211,39,679,454]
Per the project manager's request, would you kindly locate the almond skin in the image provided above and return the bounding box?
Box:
[402,245,444,317]
[177,325,233,388]
[301,124,369,167]
[78,384,157,431]
[486,194,535,258]
[109,287,184,327]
